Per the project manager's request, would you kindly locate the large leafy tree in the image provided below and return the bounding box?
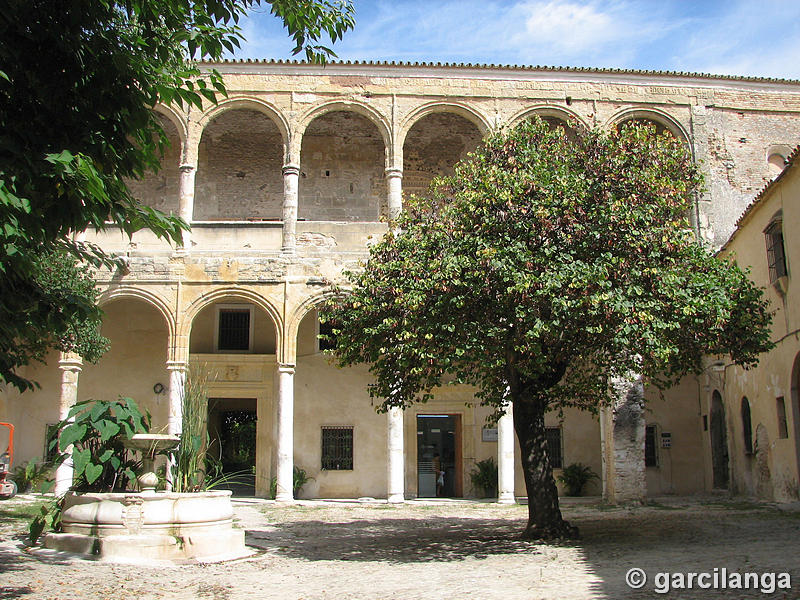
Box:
[322,118,773,539]
[0,0,354,390]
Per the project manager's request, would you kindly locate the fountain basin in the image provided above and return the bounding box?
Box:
[43,490,250,563]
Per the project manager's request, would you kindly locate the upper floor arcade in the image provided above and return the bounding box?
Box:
[85,60,800,259]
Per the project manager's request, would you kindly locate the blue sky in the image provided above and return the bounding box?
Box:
[229,1,800,79]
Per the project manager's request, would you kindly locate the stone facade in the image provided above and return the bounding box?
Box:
[2,61,800,501]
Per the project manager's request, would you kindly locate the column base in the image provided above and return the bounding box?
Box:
[387,493,404,504]
[275,493,295,503]
[496,493,516,505]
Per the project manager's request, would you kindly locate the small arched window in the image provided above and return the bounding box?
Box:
[768,152,787,177]
[741,397,753,455]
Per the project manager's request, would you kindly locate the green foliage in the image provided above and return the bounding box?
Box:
[0,0,354,391]
[28,498,63,544]
[11,458,53,494]
[49,398,151,492]
[269,466,315,499]
[469,457,498,498]
[322,117,773,413]
[321,117,773,536]
[557,463,598,497]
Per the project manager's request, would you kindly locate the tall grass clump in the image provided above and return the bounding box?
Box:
[171,365,210,492]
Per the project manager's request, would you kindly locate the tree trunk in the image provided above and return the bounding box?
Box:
[513,395,579,540]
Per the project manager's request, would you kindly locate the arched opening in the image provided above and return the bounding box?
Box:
[299,111,386,222]
[741,397,754,455]
[195,109,284,221]
[79,297,171,427]
[188,297,279,496]
[768,152,787,177]
[402,112,483,198]
[613,111,688,145]
[710,391,729,489]
[292,308,386,498]
[126,114,181,216]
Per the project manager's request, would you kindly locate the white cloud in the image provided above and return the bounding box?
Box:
[520,1,616,53]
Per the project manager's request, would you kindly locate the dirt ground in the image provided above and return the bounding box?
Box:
[1,495,798,600]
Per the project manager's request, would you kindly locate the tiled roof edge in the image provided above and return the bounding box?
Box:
[200,58,800,85]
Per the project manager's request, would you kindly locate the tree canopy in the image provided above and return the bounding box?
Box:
[322,117,773,538]
[0,0,354,390]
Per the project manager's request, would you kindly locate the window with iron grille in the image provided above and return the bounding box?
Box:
[545,427,563,469]
[742,397,754,455]
[217,308,251,351]
[765,220,787,283]
[645,424,658,467]
[321,426,353,470]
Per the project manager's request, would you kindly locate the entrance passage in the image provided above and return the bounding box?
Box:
[208,398,257,496]
[417,415,462,497]
[710,392,729,489]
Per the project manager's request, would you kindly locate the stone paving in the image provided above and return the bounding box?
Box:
[1,495,799,599]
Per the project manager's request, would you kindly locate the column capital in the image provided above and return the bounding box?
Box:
[384,167,403,179]
[278,363,296,375]
[166,360,189,372]
[282,163,301,177]
[58,354,83,372]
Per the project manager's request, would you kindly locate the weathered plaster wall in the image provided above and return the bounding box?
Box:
[195,109,284,221]
[712,160,800,501]
[126,115,181,216]
[402,112,483,198]
[299,111,386,222]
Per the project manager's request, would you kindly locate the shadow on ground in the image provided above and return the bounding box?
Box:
[252,515,567,562]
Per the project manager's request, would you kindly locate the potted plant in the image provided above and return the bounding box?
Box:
[557,463,598,496]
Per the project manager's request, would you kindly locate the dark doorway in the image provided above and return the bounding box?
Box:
[208,398,257,496]
[416,414,462,497]
[710,391,730,489]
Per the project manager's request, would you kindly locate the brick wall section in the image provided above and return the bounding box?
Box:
[299,111,386,221]
[402,113,483,197]
[195,109,284,221]
[126,116,181,215]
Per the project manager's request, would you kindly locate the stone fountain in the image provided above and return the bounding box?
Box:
[43,434,250,563]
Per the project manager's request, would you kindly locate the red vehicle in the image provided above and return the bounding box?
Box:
[0,422,16,499]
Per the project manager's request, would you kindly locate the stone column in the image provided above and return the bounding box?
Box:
[178,163,196,251]
[54,354,83,496]
[602,372,647,504]
[282,164,300,252]
[387,406,404,503]
[165,361,187,491]
[275,363,295,502]
[385,168,403,221]
[497,407,516,504]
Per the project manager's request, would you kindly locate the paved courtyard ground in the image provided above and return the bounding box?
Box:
[1,495,798,599]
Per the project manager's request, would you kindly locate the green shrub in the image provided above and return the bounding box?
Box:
[557,463,598,496]
[469,457,498,498]
[12,458,52,493]
[270,466,314,499]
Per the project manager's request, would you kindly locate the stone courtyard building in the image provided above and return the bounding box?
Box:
[1,60,800,502]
